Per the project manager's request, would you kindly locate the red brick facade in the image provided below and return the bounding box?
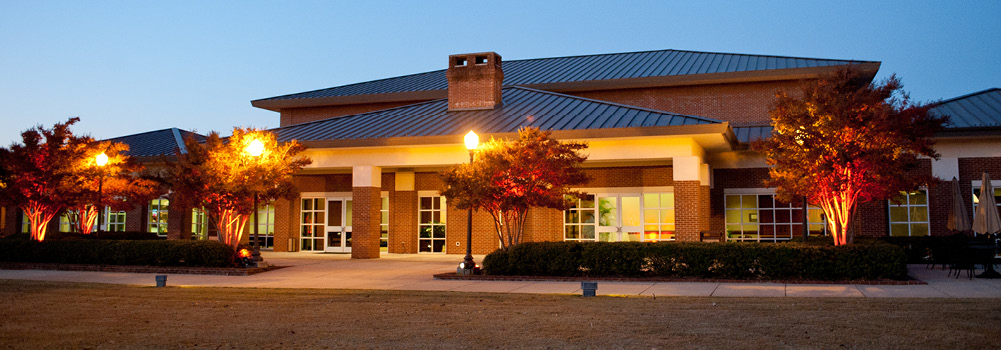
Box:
[351,186,381,259]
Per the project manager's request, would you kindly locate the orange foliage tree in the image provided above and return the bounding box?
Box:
[67,141,160,234]
[170,128,310,249]
[441,127,589,248]
[753,68,945,245]
[0,118,92,240]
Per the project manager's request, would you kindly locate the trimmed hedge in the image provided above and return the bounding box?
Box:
[0,239,236,267]
[3,231,162,241]
[482,241,908,280]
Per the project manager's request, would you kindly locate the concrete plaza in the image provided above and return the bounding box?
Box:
[1,251,1000,298]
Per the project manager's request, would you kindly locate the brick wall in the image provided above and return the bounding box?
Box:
[581,166,673,187]
[959,156,1001,233]
[279,100,426,126]
[1,205,17,236]
[710,168,771,232]
[568,80,806,126]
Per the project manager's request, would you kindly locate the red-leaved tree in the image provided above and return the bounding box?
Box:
[170,128,310,249]
[753,68,945,245]
[441,127,589,248]
[0,118,92,240]
[67,141,160,234]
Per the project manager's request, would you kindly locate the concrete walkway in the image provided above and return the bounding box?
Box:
[2,251,1000,298]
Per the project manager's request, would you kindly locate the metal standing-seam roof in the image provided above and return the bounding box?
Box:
[931,88,1001,128]
[733,125,774,144]
[272,86,722,144]
[256,49,876,103]
[105,128,205,157]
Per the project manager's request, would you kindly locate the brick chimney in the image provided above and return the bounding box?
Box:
[446,52,503,111]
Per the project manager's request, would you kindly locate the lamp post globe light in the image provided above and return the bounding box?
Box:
[245,138,265,267]
[460,131,479,275]
[94,153,108,238]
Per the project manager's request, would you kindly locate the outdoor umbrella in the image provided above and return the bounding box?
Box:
[972,172,1001,235]
[946,177,972,233]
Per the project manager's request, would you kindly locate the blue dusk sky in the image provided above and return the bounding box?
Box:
[1,1,998,145]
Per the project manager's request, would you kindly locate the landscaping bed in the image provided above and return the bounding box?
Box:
[482,241,908,281]
[0,238,237,268]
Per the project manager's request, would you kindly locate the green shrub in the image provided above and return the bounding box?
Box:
[0,240,235,267]
[482,241,908,280]
[3,231,162,241]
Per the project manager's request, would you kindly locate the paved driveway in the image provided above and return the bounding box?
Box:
[1,251,1000,298]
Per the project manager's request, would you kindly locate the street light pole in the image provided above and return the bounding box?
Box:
[245,138,266,268]
[95,153,108,239]
[460,131,479,275]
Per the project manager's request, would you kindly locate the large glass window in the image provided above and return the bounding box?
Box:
[418,196,446,253]
[148,198,169,236]
[300,198,325,251]
[564,192,675,242]
[889,190,929,236]
[59,212,75,232]
[973,181,1001,223]
[246,203,275,248]
[725,193,824,242]
[380,196,389,252]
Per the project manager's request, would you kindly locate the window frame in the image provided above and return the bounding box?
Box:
[417,193,446,253]
[887,189,930,237]
[148,197,170,236]
[724,188,826,242]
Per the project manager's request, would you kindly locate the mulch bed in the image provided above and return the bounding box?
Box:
[433,273,926,285]
[0,262,285,276]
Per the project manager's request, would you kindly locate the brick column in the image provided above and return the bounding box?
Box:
[273,197,294,252]
[673,156,709,242]
[390,171,417,253]
[351,166,382,259]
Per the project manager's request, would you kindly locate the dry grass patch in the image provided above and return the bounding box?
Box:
[0,280,998,349]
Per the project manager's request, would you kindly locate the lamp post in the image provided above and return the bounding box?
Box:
[245,138,265,267]
[460,131,479,275]
[94,153,108,239]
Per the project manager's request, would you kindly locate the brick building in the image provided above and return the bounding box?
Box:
[3,49,999,259]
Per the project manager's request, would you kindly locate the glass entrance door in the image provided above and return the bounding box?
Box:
[325,198,352,253]
[596,194,642,242]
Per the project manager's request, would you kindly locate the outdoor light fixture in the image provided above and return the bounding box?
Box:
[246,139,265,157]
[464,131,479,150]
[95,153,108,238]
[460,131,479,275]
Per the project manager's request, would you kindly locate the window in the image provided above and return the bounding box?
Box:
[59,211,75,233]
[564,195,596,241]
[246,203,275,248]
[889,190,929,236]
[972,180,1001,224]
[380,195,389,252]
[725,192,825,242]
[21,212,30,234]
[563,192,676,242]
[104,208,126,232]
[642,193,676,241]
[191,208,209,240]
[148,198,169,236]
[300,198,325,251]
[418,195,446,253]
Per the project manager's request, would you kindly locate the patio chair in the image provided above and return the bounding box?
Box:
[947,243,976,279]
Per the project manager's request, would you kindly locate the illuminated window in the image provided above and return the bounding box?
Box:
[300,198,325,251]
[380,195,389,252]
[191,208,209,240]
[725,192,825,242]
[59,211,76,233]
[103,208,126,232]
[972,180,1001,225]
[888,190,929,236]
[642,193,675,241]
[418,195,446,253]
[148,198,169,236]
[246,203,275,248]
[564,194,596,241]
[21,212,30,234]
